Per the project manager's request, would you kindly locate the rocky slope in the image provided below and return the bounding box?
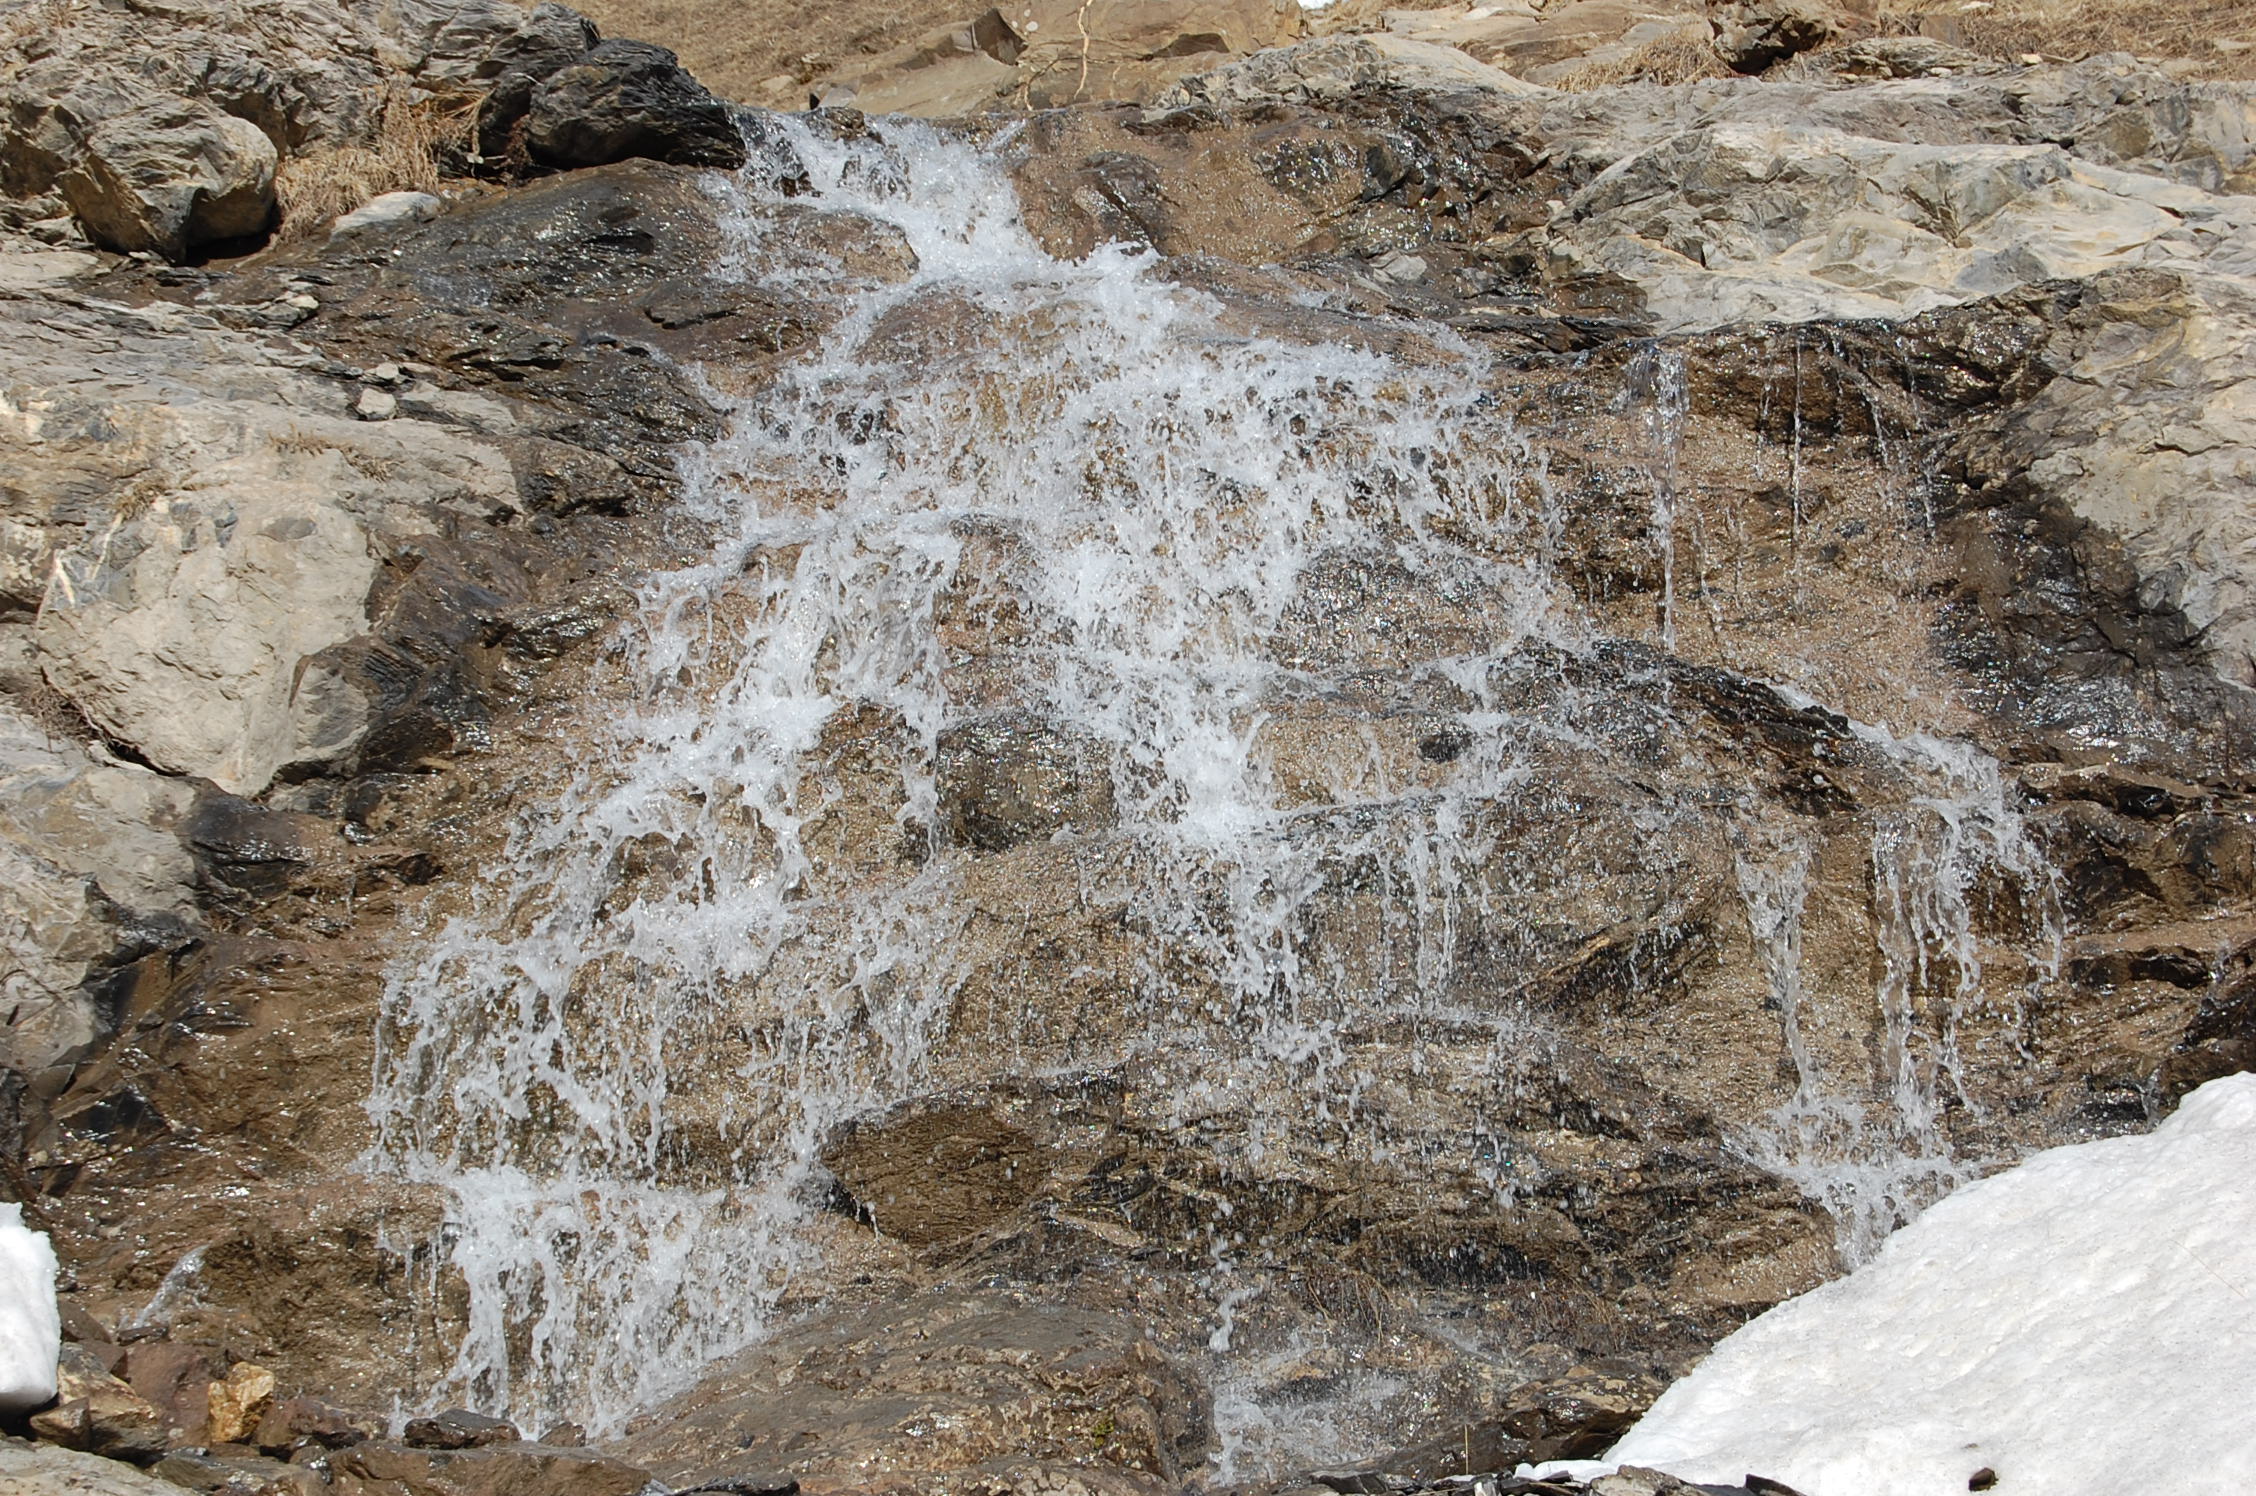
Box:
[1,3,2253,1496]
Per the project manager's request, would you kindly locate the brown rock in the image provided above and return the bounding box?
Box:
[821,1095,1053,1245]
[205,1363,278,1447]
[402,1408,521,1450]
[1497,1365,1665,1462]
[254,1394,374,1455]
[327,1440,657,1496]
[122,1341,216,1441]
[29,1343,174,1463]
[617,1293,1210,1490]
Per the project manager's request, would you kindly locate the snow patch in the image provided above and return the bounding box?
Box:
[0,1201,58,1413]
[1586,1073,2256,1495]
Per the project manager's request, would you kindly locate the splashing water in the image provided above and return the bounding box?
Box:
[363,111,2069,1438]
[364,116,1556,1434]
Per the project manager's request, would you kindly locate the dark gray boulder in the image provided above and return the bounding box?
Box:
[523,39,746,170]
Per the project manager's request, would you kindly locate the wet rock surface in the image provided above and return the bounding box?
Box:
[1,3,2255,1493]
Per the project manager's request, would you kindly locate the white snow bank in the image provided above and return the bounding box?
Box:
[0,1201,58,1412]
[1593,1073,2256,1495]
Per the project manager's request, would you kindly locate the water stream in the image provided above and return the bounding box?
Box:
[365,116,2065,1447]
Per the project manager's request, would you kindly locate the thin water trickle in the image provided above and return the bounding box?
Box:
[1733,707,2064,1263]
[1625,345,1690,647]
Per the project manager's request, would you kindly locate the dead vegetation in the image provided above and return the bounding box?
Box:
[273,86,477,239]
[563,0,972,106]
[1873,0,2256,77]
[1548,28,1731,91]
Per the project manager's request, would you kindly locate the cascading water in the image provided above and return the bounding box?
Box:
[364,111,2069,1452]
[366,115,1556,1438]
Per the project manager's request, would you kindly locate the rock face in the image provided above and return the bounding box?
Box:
[2,7,2256,1496]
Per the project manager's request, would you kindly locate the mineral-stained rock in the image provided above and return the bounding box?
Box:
[525,40,747,169]
[206,1362,278,1446]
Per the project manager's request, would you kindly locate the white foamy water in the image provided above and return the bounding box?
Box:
[366,116,1552,1434]
[365,114,2068,1444]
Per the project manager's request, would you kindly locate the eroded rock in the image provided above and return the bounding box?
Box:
[617,1294,1210,1492]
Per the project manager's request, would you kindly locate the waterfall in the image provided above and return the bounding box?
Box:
[365,115,1551,1436]
[364,112,2066,1442]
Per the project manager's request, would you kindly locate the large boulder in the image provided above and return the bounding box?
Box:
[1710,0,1868,73]
[0,289,520,794]
[524,39,747,169]
[0,702,197,1075]
[57,98,277,257]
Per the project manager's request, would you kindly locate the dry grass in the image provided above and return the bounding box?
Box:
[274,86,477,239]
[1873,0,2256,77]
[1548,29,1733,91]
[564,0,971,105]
